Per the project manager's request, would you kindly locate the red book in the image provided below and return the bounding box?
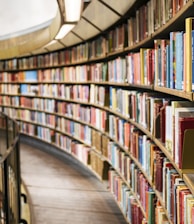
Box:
[147,49,154,85]
[124,122,130,150]
[178,117,194,168]
[170,172,180,221]
[160,101,169,143]
[192,206,194,224]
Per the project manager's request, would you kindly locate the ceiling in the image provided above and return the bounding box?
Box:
[0,0,135,59]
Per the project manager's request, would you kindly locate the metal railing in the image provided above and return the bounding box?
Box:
[0,112,21,224]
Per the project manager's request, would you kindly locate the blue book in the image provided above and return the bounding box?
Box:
[141,135,147,171]
[138,135,143,165]
[20,84,28,94]
[158,45,162,87]
[109,86,112,108]
[192,30,194,91]
[166,44,170,88]
[175,31,183,90]
[170,32,176,89]
[25,70,37,81]
[127,195,133,222]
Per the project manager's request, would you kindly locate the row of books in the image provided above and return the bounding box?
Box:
[3,83,194,170]
[109,152,194,224]
[19,122,55,143]
[109,114,130,149]
[21,84,90,101]
[107,136,162,195]
[0,70,38,82]
[16,110,93,145]
[15,111,91,146]
[128,0,189,47]
[108,169,164,224]
[0,96,19,107]
[58,102,91,124]
[109,88,194,168]
[90,84,109,106]
[37,66,90,82]
[18,109,56,128]
[1,32,194,91]
[113,132,194,224]
[1,96,108,134]
[3,85,194,170]
[57,118,92,145]
[20,97,55,113]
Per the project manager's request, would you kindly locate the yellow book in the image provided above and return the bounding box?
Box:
[186,197,194,224]
[185,17,194,92]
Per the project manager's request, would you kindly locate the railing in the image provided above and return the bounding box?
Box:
[0,112,21,224]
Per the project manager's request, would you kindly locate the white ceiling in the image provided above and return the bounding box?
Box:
[0,0,58,40]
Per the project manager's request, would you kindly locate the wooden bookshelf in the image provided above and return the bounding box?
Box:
[1,0,194,223]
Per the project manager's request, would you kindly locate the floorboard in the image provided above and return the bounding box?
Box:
[20,143,128,224]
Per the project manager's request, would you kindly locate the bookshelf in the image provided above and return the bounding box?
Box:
[1,0,194,223]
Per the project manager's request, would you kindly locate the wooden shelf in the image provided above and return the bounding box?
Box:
[154,86,193,100]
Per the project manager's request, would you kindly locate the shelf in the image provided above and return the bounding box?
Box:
[183,174,194,195]
[154,86,193,101]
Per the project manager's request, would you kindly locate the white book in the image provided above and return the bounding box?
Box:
[165,105,173,156]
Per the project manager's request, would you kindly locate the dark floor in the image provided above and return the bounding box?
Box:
[20,142,128,224]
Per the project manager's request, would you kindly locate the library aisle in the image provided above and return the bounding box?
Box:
[20,142,127,224]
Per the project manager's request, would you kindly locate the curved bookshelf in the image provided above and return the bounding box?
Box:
[1,0,194,223]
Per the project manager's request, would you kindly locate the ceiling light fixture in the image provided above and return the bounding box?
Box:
[55,24,75,39]
[56,0,83,39]
[64,0,83,22]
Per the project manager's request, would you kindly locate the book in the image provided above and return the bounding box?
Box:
[24,70,38,82]
[178,116,194,168]
[186,197,194,223]
[146,189,155,224]
[183,193,193,223]
[154,39,162,87]
[170,32,176,89]
[174,108,194,157]
[175,31,184,90]
[165,101,194,158]
[185,18,194,92]
[174,179,186,223]
[166,43,171,88]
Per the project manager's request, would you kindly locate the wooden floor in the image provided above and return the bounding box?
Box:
[20,142,128,224]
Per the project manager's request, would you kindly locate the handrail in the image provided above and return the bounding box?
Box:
[0,111,21,224]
